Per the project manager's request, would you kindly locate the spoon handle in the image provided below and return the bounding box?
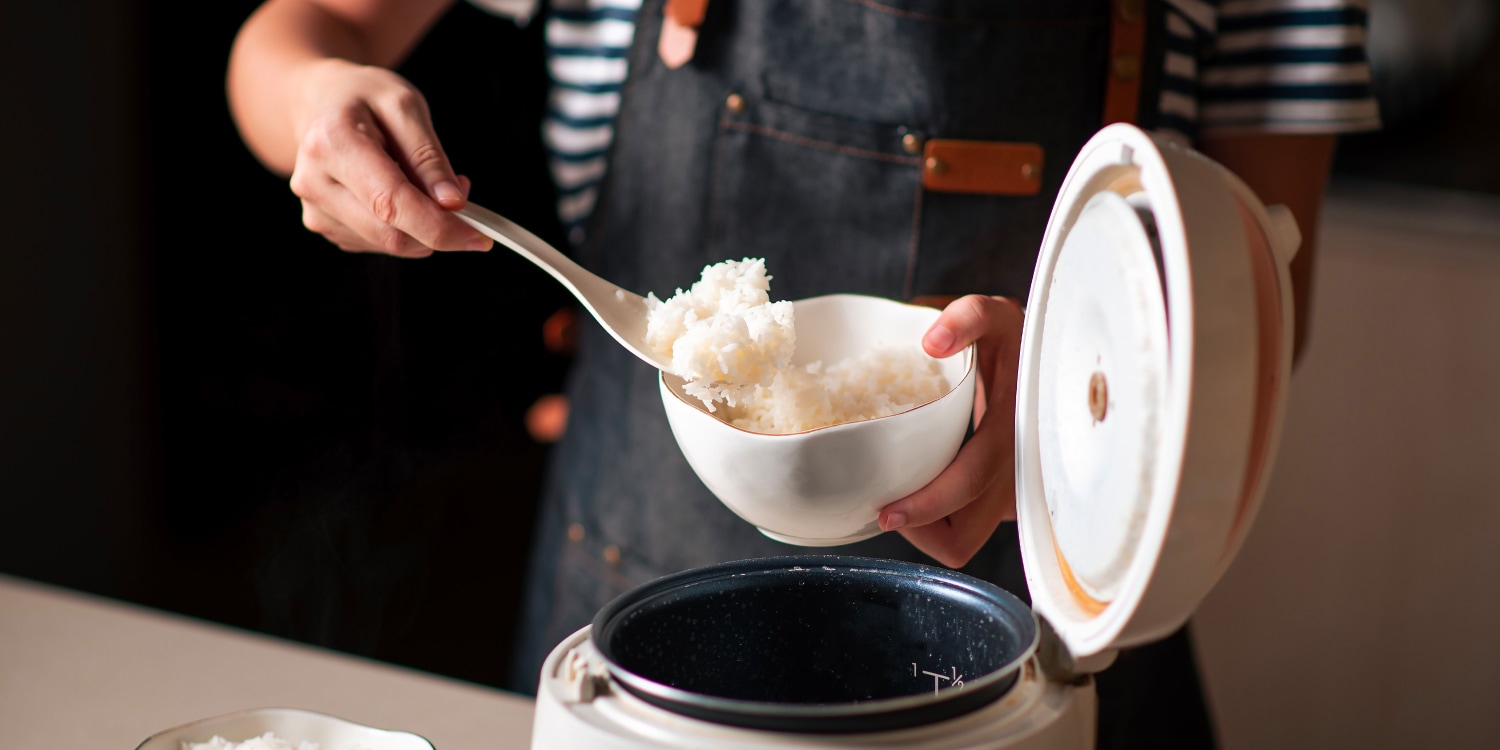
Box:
[455,203,604,301]
[453,202,672,373]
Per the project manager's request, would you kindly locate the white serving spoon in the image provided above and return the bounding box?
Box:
[454,202,674,373]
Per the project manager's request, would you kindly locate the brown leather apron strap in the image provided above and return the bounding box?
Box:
[1103,0,1147,126]
[665,0,709,26]
[921,140,1043,196]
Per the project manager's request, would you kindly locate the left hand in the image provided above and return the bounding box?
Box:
[878,294,1025,568]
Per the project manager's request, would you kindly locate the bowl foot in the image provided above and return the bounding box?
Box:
[758,522,883,547]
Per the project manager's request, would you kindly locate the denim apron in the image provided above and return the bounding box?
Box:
[513,1,1214,746]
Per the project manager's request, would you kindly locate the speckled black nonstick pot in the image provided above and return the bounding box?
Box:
[590,555,1039,734]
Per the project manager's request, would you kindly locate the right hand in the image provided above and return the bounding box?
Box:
[878,294,1025,568]
[287,58,492,257]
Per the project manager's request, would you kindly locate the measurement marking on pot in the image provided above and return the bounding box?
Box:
[911,663,965,695]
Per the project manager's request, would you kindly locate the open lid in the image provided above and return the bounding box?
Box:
[1015,124,1301,662]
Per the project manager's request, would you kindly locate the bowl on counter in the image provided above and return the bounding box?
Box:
[136,707,434,750]
[659,294,977,547]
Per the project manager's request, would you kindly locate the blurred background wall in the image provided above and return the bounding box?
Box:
[1194,182,1500,749]
[1191,2,1500,747]
[1,0,1497,747]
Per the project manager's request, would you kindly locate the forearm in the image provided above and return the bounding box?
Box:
[226,0,455,175]
[1197,133,1337,366]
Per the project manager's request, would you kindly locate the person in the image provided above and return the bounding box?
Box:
[227,1,1378,746]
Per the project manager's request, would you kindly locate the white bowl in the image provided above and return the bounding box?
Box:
[659,294,977,546]
[135,707,434,750]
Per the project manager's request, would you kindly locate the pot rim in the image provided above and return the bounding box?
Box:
[589,555,1040,727]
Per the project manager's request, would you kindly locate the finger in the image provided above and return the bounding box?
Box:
[301,107,489,252]
[371,88,468,210]
[300,201,361,249]
[294,170,434,257]
[897,482,1016,569]
[302,200,434,257]
[922,295,1022,426]
[879,413,1013,532]
[332,137,489,251]
[922,295,1020,359]
[876,417,1016,568]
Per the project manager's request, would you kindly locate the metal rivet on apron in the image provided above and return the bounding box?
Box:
[924,156,946,174]
[1112,53,1141,81]
[726,92,746,114]
[602,545,622,566]
[567,523,585,542]
[1116,0,1144,23]
[901,133,922,154]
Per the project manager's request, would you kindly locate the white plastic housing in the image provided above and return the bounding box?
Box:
[1016,124,1299,661]
[532,626,1095,749]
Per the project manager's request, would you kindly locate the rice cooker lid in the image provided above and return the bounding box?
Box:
[1015,124,1300,661]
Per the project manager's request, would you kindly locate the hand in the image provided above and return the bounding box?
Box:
[287,58,492,257]
[878,294,1025,568]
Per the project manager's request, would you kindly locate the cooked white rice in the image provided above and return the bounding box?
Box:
[182,734,368,750]
[723,345,949,434]
[645,257,795,408]
[647,258,952,434]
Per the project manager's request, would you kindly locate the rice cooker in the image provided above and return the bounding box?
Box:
[530,123,1301,748]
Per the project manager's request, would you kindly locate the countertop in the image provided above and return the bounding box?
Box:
[0,574,535,749]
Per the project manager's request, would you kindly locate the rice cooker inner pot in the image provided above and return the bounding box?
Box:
[590,555,1039,733]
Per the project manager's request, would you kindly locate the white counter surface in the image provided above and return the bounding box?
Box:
[0,574,535,749]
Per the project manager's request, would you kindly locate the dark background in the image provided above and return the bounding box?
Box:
[1,0,1497,693]
[1,0,572,688]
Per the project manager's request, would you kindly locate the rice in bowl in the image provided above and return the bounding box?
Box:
[647,258,953,434]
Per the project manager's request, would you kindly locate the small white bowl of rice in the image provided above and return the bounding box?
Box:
[656,289,977,546]
[135,707,434,750]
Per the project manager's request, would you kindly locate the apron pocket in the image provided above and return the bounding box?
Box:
[706,93,925,301]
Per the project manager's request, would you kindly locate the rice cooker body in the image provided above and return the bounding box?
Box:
[532,555,1090,749]
[529,124,1298,748]
[534,624,1097,750]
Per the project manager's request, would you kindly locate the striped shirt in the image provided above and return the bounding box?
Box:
[472,0,1380,242]
[540,0,642,242]
[1159,0,1381,138]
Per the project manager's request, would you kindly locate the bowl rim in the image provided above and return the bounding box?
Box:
[134,706,435,750]
[659,294,978,437]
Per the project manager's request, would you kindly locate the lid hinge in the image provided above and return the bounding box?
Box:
[1037,617,1119,682]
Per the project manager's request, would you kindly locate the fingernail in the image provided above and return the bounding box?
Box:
[434,180,463,206]
[881,511,907,532]
[467,236,492,251]
[923,325,956,354]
